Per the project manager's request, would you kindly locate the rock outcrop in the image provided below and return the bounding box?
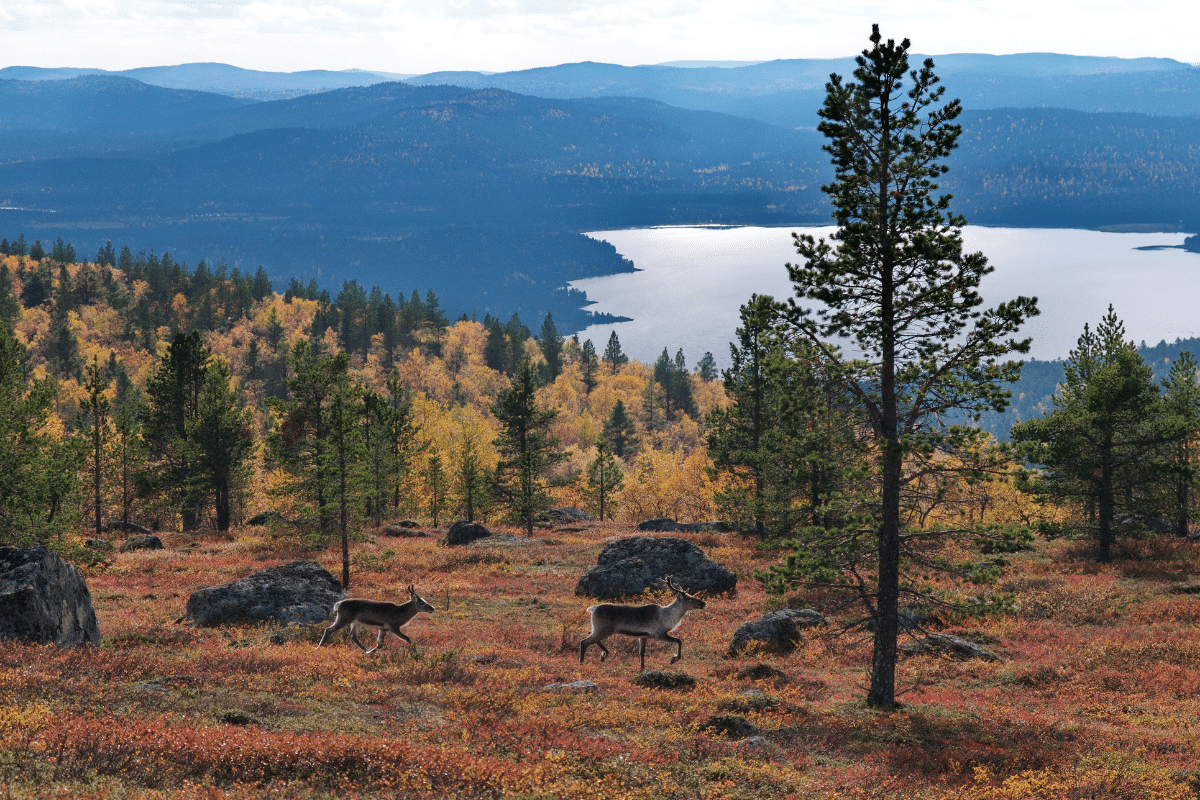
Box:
[900,633,1001,662]
[446,521,493,546]
[0,546,101,647]
[729,609,827,654]
[544,507,591,524]
[119,534,164,553]
[636,518,730,533]
[575,536,737,598]
[183,560,344,627]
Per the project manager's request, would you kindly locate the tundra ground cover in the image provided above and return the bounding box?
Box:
[3,526,1200,799]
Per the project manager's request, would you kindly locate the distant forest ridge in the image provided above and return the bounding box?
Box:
[4,52,1194,113]
[2,54,1199,338]
[976,335,1200,440]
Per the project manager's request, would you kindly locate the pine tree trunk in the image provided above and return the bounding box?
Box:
[93,424,102,539]
[870,441,902,709]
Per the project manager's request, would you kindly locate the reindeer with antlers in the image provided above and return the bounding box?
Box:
[579,577,706,670]
[318,585,435,654]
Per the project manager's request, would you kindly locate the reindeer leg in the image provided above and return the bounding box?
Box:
[317,618,349,648]
[639,637,648,671]
[664,634,683,664]
[364,628,387,655]
[347,623,371,653]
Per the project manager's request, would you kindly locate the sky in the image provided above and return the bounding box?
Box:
[0,0,1194,75]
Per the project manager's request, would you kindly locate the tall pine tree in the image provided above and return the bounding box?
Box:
[777,26,1038,707]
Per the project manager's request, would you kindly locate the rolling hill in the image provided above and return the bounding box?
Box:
[2,54,1199,333]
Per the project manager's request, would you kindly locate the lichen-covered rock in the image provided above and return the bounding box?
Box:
[183,561,344,627]
[542,680,599,694]
[382,525,428,538]
[729,609,827,654]
[446,521,493,546]
[636,518,729,533]
[0,546,101,647]
[119,534,164,553]
[545,507,591,524]
[575,536,737,598]
[699,713,758,739]
[631,670,696,689]
[103,521,153,535]
[900,633,1001,662]
[246,511,289,526]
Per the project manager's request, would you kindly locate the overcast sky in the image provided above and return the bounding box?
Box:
[1,1,1194,74]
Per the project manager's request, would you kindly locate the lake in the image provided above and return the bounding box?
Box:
[570,226,1199,367]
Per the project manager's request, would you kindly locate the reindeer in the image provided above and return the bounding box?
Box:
[317,585,435,654]
[579,577,707,670]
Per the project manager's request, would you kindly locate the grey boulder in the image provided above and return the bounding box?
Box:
[119,534,164,553]
[0,546,101,647]
[183,560,344,627]
[900,633,1000,662]
[575,536,737,598]
[446,521,493,545]
[730,609,827,654]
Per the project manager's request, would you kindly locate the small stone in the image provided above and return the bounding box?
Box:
[119,535,164,553]
[542,680,599,694]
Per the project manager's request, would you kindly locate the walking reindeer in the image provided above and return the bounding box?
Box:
[579,577,706,670]
[318,584,435,654]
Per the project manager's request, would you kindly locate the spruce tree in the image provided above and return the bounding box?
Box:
[778,26,1038,707]
[189,360,255,533]
[584,439,624,521]
[454,435,489,523]
[603,331,628,375]
[0,326,82,546]
[142,330,211,530]
[1012,307,1164,561]
[385,369,424,513]
[0,265,19,331]
[423,454,449,528]
[603,399,639,458]
[269,339,350,541]
[81,355,110,540]
[1160,351,1200,536]
[710,296,868,539]
[580,339,599,394]
[538,312,564,383]
[325,379,363,588]
[111,399,144,527]
[492,359,568,535]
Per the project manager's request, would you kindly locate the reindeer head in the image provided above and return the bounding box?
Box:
[665,576,706,610]
[408,584,436,613]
